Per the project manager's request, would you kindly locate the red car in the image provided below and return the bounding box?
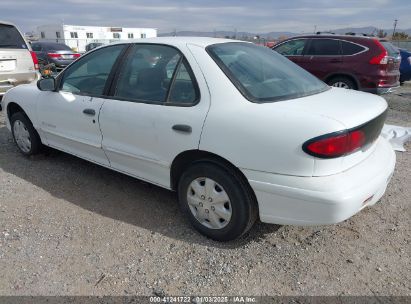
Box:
[273,34,400,94]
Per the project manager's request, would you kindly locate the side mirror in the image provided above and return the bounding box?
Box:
[37,78,56,91]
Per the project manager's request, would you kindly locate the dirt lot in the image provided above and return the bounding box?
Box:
[0,85,410,296]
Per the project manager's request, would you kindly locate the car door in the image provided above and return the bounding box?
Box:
[273,38,309,66]
[36,44,127,165]
[303,38,343,79]
[99,44,210,188]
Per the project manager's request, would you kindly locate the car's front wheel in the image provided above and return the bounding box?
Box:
[178,162,257,241]
[10,112,43,156]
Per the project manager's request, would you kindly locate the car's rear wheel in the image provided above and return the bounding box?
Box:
[327,76,356,90]
[178,162,257,241]
[10,112,43,156]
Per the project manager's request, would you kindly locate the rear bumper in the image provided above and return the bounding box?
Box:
[0,71,39,95]
[49,59,75,69]
[359,72,400,94]
[362,85,400,94]
[243,137,396,225]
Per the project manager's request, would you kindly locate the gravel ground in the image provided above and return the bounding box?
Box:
[0,85,410,296]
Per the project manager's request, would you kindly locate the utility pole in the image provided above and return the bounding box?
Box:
[392,19,398,39]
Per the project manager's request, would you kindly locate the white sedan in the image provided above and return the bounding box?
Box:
[1,38,396,241]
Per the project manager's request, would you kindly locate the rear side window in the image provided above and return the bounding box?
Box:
[380,41,400,57]
[273,39,307,56]
[341,41,366,55]
[114,44,199,105]
[305,39,341,56]
[0,24,27,49]
[168,61,198,104]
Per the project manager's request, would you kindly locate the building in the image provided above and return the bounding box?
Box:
[36,24,157,52]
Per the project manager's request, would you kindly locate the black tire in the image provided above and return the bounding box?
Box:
[10,112,43,156]
[178,162,258,241]
[327,76,357,90]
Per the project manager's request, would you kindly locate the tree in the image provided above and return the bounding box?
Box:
[392,32,409,40]
[377,30,387,38]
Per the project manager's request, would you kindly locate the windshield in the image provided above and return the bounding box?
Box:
[206,42,328,103]
[0,24,27,49]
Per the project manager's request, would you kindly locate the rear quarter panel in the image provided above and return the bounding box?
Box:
[188,44,346,177]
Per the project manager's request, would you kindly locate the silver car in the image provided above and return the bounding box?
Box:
[0,21,39,99]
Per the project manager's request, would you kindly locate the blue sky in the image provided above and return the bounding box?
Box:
[1,0,410,33]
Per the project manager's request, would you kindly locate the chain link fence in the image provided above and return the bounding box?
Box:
[391,40,411,51]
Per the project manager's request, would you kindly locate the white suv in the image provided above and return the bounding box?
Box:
[0,21,39,101]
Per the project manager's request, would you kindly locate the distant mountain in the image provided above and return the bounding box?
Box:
[159,26,411,40]
[158,30,296,39]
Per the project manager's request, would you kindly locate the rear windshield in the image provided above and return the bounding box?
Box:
[45,43,72,51]
[380,41,400,57]
[0,24,27,49]
[207,42,328,103]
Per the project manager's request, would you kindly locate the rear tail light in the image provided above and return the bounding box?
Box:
[369,39,388,65]
[303,110,387,159]
[303,130,365,158]
[47,53,62,58]
[73,53,81,58]
[30,51,39,70]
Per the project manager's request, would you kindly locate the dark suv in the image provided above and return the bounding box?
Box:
[273,34,400,94]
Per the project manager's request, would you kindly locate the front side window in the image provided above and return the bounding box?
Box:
[207,42,328,103]
[60,44,125,96]
[274,39,307,56]
[305,39,341,56]
[114,44,199,104]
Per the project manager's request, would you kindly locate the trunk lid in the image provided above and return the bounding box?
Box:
[278,87,388,176]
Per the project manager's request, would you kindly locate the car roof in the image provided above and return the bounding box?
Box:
[111,36,243,48]
[284,34,381,40]
[0,20,17,27]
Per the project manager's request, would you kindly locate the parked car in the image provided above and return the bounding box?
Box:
[1,38,395,241]
[399,48,411,84]
[31,42,80,71]
[273,34,401,94]
[0,21,39,103]
[85,42,104,52]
